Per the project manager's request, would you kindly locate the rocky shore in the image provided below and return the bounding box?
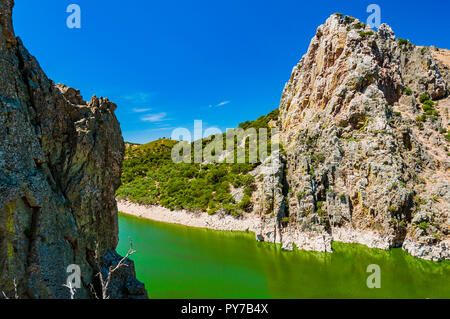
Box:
[118,200,450,261]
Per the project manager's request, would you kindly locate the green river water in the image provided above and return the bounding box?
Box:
[117,213,450,299]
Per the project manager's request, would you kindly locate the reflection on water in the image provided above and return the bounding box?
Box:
[117,213,450,299]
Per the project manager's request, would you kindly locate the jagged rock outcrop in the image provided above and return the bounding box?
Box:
[268,14,449,261]
[0,1,147,298]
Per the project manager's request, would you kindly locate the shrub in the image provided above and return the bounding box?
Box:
[403,88,412,95]
[359,31,374,38]
[224,204,240,216]
[244,186,253,197]
[317,208,327,217]
[422,104,433,112]
[207,207,218,215]
[316,201,327,216]
[397,38,409,46]
[445,133,450,142]
[354,21,366,29]
[311,152,325,165]
[419,93,431,103]
[418,222,429,231]
[297,191,306,203]
[388,206,397,213]
[423,99,434,107]
[415,114,427,124]
[238,195,252,211]
[281,217,290,224]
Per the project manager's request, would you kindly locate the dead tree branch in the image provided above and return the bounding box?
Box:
[94,239,136,299]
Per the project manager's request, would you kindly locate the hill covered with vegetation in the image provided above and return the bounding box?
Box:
[117,110,279,216]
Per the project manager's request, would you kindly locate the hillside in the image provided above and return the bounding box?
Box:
[117,110,279,215]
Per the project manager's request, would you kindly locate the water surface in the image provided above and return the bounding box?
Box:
[117,213,450,299]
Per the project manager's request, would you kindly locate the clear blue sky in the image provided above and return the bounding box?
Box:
[13,0,450,143]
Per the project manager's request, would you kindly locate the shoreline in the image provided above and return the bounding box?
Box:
[117,199,450,262]
[117,199,263,233]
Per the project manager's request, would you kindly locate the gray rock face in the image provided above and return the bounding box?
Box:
[0,1,147,298]
[251,14,450,261]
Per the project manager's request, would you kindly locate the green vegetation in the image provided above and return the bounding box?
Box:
[117,110,280,216]
[359,31,374,38]
[397,38,410,46]
[311,152,325,166]
[445,133,450,142]
[415,93,439,128]
[415,114,427,128]
[238,109,279,130]
[297,191,306,203]
[398,38,414,52]
[316,201,327,217]
[403,88,412,96]
[419,93,431,103]
[353,21,366,29]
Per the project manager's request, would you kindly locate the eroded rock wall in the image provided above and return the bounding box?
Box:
[0,0,147,298]
[251,14,450,261]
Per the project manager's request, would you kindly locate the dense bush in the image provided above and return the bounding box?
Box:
[403,88,412,95]
[419,93,431,103]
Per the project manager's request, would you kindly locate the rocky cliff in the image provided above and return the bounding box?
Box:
[115,13,449,262]
[250,14,450,261]
[0,0,147,298]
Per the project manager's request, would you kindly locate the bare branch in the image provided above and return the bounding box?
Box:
[13,279,18,300]
[2,278,19,299]
[94,239,136,299]
[89,283,99,299]
[62,282,76,299]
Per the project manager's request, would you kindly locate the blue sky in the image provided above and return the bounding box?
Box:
[13,0,450,143]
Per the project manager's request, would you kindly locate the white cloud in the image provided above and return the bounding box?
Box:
[217,101,230,107]
[122,92,155,104]
[132,108,152,113]
[209,100,231,108]
[141,112,167,122]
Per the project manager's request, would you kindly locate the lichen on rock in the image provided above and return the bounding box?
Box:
[0,1,147,298]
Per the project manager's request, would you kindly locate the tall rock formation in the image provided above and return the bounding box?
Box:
[266,13,449,261]
[0,0,147,298]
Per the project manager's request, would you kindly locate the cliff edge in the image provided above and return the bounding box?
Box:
[268,14,449,261]
[0,0,147,298]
